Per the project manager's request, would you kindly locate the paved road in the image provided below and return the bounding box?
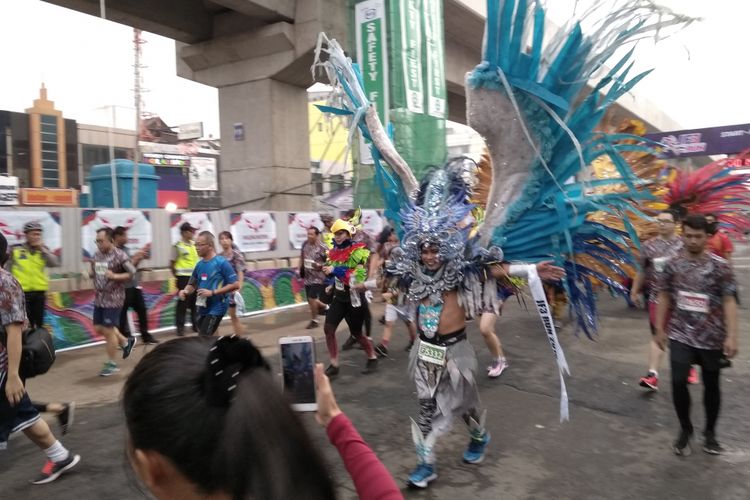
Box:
[1,251,749,500]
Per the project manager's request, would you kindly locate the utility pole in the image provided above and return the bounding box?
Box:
[132,28,145,208]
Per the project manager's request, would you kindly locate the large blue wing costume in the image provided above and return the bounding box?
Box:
[313,0,692,338]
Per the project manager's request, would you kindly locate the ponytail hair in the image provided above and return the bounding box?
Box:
[123,337,336,500]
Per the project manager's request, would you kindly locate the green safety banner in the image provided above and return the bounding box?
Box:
[399,0,424,114]
[355,0,389,124]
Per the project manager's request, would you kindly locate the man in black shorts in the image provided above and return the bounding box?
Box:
[300,227,328,329]
[0,232,80,485]
[655,214,739,456]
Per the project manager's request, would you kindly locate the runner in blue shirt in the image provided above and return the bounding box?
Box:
[178,232,239,336]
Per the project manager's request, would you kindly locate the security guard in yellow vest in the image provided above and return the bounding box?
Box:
[5,222,59,329]
[320,214,334,249]
[170,222,199,335]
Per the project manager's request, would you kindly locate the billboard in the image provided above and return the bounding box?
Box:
[645,123,750,158]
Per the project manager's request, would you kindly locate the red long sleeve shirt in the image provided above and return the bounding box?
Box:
[326,413,404,500]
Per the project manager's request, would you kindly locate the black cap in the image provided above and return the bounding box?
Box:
[180,222,196,232]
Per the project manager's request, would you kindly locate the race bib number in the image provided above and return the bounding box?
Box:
[417,342,447,366]
[94,262,108,276]
[335,279,345,291]
[304,259,315,270]
[677,291,709,313]
[653,257,668,273]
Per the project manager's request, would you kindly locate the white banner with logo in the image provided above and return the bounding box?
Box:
[0,176,19,205]
[230,212,277,253]
[423,0,447,118]
[170,212,215,245]
[81,210,152,259]
[526,265,570,422]
[0,211,62,253]
[288,212,324,250]
[189,157,218,191]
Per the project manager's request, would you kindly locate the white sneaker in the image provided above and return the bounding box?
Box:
[487,358,508,378]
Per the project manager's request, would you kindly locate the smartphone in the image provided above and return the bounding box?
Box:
[279,336,318,412]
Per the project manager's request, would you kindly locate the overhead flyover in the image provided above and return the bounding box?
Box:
[43,0,681,209]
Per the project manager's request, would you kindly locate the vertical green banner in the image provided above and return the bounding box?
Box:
[423,0,446,118]
[355,0,389,125]
[400,0,424,114]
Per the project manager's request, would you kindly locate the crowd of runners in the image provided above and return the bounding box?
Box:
[0,205,740,497]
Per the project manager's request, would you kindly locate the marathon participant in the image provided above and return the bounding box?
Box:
[374,246,417,357]
[0,232,81,484]
[705,213,733,260]
[478,294,510,379]
[629,210,693,390]
[403,242,564,488]
[178,231,239,337]
[218,231,246,336]
[321,219,378,376]
[654,214,738,456]
[5,222,74,430]
[341,209,376,350]
[300,226,329,329]
[113,226,158,345]
[171,222,199,336]
[91,228,138,377]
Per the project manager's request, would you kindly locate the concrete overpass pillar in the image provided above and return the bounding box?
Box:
[173,0,349,210]
[218,79,311,210]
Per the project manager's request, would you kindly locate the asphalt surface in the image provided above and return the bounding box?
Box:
[1,246,749,500]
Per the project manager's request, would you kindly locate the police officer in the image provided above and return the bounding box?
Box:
[5,222,59,329]
[171,222,199,336]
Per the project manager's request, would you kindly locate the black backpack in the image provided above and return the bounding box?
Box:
[0,326,56,379]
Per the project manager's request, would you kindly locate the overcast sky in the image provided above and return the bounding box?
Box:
[0,0,747,138]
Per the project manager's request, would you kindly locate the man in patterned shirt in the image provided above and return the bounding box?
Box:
[91,227,137,376]
[0,232,80,484]
[300,226,329,329]
[630,210,688,390]
[655,214,738,456]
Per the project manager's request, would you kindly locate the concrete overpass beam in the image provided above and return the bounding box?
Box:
[218,79,312,210]
[180,23,296,72]
[209,0,295,21]
[42,0,213,43]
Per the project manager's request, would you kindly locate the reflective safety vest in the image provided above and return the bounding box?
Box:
[174,240,199,276]
[11,246,48,292]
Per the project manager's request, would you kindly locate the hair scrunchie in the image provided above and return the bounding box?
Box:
[204,335,269,407]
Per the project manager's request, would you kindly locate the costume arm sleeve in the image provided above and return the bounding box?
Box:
[327,413,403,500]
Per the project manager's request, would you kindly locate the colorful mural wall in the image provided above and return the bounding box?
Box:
[45,268,305,350]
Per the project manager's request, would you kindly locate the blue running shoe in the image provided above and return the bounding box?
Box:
[98,361,120,377]
[407,463,437,489]
[463,431,490,464]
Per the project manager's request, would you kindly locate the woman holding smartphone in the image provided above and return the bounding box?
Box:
[123,336,403,500]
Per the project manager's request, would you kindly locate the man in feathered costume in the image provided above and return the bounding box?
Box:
[313,0,693,489]
[385,160,564,487]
